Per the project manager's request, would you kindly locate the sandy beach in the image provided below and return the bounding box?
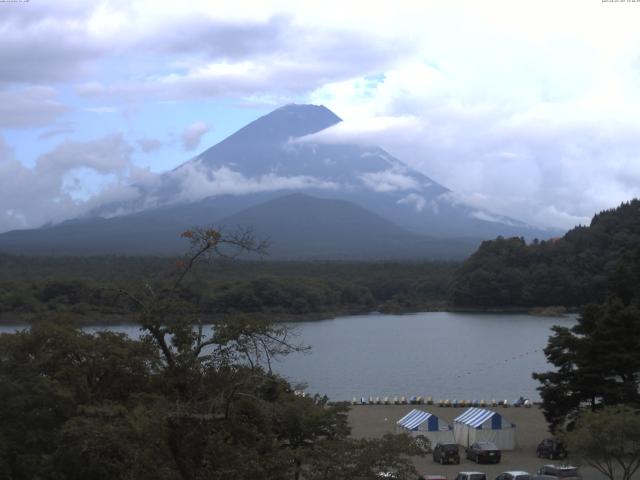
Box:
[348,405,604,480]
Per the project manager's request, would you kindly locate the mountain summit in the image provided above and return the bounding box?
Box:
[0,104,555,258]
[206,104,342,147]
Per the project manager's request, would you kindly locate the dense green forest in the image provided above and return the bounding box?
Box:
[7,199,640,321]
[450,199,640,308]
[0,229,423,479]
[0,255,456,323]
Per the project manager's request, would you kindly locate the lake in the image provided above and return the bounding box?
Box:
[0,311,575,401]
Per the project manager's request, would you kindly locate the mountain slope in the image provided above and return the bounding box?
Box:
[174,104,547,239]
[0,104,555,258]
[0,194,275,255]
[216,193,479,260]
[0,193,480,259]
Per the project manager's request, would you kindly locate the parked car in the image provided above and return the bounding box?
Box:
[454,472,487,480]
[496,471,531,480]
[466,442,501,464]
[534,465,581,480]
[433,442,461,464]
[536,438,568,460]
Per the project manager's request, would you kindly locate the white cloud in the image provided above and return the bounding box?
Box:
[307,46,640,230]
[38,123,76,140]
[470,211,516,226]
[84,106,117,114]
[397,193,427,212]
[137,137,164,153]
[0,87,69,129]
[181,121,210,151]
[359,168,419,193]
[169,164,338,203]
[4,1,640,231]
[38,134,133,176]
[0,134,140,233]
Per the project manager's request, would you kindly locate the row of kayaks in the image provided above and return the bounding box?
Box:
[351,396,533,407]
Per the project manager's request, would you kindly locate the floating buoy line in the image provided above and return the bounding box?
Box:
[347,396,534,408]
[344,347,544,406]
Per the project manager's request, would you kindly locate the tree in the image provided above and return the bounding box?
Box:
[533,298,640,431]
[564,405,640,480]
[0,228,422,479]
[304,434,424,480]
[0,321,161,479]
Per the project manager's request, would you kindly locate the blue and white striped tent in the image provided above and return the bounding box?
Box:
[453,407,516,450]
[396,409,454,444]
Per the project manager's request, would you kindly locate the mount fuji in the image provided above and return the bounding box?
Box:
[0,104,553,259]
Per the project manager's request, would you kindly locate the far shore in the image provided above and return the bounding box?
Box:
[0,306,577,326]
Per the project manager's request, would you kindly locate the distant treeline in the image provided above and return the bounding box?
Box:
[0,256,457,322]
[450,199,640,308]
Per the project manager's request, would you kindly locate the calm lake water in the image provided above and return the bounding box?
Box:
[0,312,575,401]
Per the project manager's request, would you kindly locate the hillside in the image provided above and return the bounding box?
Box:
[0,104,553,259]
[0,193,480,260]
[449,199,640,308]
[217,194,480,260]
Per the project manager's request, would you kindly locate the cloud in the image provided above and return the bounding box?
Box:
[70,11,405,103]
[0,135,346,232]
[359,168,420,192]
[38,123,76,140]
[38,134,133,176]
[470,210,517,226]
[137,137,165,153]
[397,193,427,212]
[0,2,102,85]
[4,1,640,233]
[181,122,210,151]
[0,87,70,129]
[84,106,117,114]
[0,134,140,233]
[307,51,640,230]
[167,164,339,203]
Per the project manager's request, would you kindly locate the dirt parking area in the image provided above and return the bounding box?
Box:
[348,405,605,480]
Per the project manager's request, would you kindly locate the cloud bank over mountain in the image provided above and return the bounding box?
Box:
[2,1,640,232]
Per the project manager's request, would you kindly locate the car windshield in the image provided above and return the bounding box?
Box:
[442,444,458,452]
[477,442,498,450]
[470,475,487,480]
[515,475,531,480]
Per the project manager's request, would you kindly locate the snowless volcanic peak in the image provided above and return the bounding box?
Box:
[0,103,555,258]
[205,103,342,148]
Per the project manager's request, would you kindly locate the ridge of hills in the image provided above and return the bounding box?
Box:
[0,193,480,260]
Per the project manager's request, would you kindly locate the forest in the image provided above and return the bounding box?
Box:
[0,254,456,324]
[4,200,640,325]
[0,229,424,479]
[450,200,640,308]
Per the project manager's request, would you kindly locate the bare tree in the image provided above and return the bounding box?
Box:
[119,227,307,374]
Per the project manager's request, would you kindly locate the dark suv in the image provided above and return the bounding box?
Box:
[433,442,461,464]
[536,438,568,460]
[466,442,501,464]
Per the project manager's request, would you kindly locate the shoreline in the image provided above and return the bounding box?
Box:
[0,305,576,326]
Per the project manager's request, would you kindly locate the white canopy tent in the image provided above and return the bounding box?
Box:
[453,407,516,450]
[396,409,454,444]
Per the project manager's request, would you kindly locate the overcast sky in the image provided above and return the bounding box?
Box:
[2,0,640,233]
